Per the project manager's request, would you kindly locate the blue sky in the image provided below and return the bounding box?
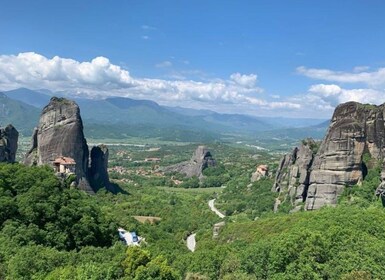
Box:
[1,0,385,118]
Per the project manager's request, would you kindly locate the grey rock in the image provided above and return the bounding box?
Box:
[89,144,111,192]
[0,124,19,163]
[162,145,216,179]
[306,102,384,210]
[274,102,385,211]
[24,97,93,193]
[273,138,316,208]
[213,221,225,239]
[251,165,269,182]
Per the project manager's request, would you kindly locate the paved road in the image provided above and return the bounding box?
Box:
[186,233,196,252]
[208,199,226,219]
[186,199,225,252]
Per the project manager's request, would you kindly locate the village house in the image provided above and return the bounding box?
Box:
[53,156,76,174]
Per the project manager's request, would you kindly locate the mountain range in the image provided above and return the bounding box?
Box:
[1,88,329,141]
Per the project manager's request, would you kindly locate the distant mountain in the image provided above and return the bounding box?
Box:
[257,120,330,140]
[106,97,163,111]
[2,88,329,141]
[166,105,326,129]
[3,88,51,108]
[0,93,40,135]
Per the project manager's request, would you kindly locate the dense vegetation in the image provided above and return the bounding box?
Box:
[2,140,385,279]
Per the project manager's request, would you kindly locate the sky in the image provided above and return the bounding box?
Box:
[1,0,385,118]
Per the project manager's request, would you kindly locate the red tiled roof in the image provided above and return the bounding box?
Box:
[53,156,76,165]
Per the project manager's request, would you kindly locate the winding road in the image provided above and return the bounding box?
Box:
[208,199,226,218]
[186,233,196,252]
[186,198,226,252]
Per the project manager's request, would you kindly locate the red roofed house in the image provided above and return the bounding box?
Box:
[53,156,76,174]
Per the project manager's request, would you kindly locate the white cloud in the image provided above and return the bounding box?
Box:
[0,52,134,91]
[309,84,342,97]
[141,35,150,40]
[0,52,290,114]
[155,61,172,68]
[295,64,385,117]
[297,66,385,87]
[353,66,370,72]
[230,73,257,88]
[298,83,385,116]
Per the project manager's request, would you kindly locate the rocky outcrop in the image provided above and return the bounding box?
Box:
[0,124,19,163]
[162,146,216,179]
[273,138,316,211]
[251,165,269,182]
[306,102,385,210]
[89,144,111,192]
[24,97,111,193]
[274,102,385,210]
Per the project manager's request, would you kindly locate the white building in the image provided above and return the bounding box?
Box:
[118,228,142,246]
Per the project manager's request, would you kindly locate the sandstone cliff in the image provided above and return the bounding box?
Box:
[274,102,385,210]
[24,97,111,193]
[0,124,19,163]
[162,146,216,179]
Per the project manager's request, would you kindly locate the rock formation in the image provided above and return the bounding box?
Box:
[251,164,269,182]
[0,124,18,163]
[273,138,317,211]
[162,145,216,179]
[24,97,111,193]
[274,101,385,210]
[89,144,111,192]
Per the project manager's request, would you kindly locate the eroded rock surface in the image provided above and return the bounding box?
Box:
[24,97,113,193]
[162,146,216,179]
[0,124,18,163]
[273,138,316,211]
[274,102,385,210]
[306,102,384,210]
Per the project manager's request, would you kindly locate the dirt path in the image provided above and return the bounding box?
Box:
[186,233,196,252]
[208,199,226,219]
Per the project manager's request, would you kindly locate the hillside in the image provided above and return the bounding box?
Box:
[3,88,328,143]
[0,93,40,135]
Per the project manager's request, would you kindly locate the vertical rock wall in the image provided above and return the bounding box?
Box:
[25,97,111,193]
[274,102,385,211]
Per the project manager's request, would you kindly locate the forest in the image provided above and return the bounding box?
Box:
[1,140,385,279]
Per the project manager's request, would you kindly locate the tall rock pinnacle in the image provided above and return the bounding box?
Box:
[24,97,93,192]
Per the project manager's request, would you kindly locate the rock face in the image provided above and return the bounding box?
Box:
[89,144,111,192]
[162,146,216,179]
[0,124,19,163]
[251,164,269,182]
[274,102,385,210]
[24,97,111,193]
[273,138,316,211]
